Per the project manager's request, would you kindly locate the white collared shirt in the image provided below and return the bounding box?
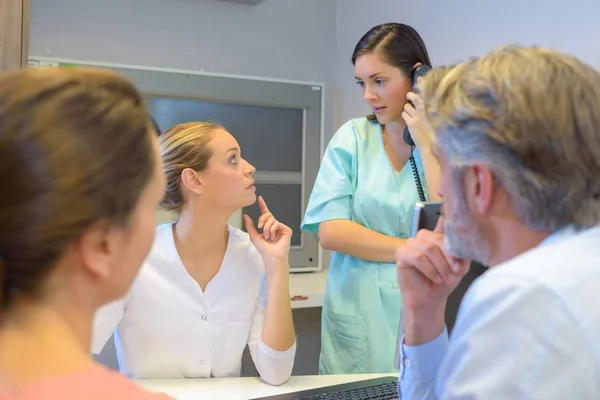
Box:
[398,226,600,399]
[92,223,296,385]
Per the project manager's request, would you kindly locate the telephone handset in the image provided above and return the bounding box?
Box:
[402,64,431,147]
[403,64,431,202]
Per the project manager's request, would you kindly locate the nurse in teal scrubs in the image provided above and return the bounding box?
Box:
[301,23,442,374]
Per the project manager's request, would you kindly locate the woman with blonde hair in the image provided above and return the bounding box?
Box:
[0,67,170,399]
[93,121,296,385]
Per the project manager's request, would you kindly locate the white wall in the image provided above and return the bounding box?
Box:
[335,0,600,128]
[31,0,337,271]
[32,0,600,281]
[30,0,337,142]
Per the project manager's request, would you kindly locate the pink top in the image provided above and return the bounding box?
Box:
[0,365,174,400]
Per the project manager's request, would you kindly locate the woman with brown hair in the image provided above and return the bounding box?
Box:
[0,67,170,399]
[302,22,440,374]
[92,122,296,385]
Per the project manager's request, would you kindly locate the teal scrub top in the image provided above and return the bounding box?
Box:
[301,117,428,374]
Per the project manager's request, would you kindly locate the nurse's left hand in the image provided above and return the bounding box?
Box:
[244,196,292,266]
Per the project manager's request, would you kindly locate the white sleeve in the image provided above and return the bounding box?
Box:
[90,291,130,354]
[246,277,296,386]
[430,274,591,399]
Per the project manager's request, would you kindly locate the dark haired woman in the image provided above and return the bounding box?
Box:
[301,23,442,374]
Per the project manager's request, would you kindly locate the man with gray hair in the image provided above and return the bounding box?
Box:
[396,46,600,399]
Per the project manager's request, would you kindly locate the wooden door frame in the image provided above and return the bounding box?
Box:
[0,0,30,71]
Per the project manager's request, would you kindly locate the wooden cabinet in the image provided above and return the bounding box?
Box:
[0,0,30,71]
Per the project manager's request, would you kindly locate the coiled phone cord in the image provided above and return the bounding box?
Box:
[409,146,426,202]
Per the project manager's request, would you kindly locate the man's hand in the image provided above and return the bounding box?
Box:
[396,217,470,345]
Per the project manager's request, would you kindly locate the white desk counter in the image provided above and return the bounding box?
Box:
[136,373,396,400]
[289,269,329,309]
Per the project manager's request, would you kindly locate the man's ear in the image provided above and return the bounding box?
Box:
[180,168,203,195]
[468,163,495,217]
[77,219,116,279]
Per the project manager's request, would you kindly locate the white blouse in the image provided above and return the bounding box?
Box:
[92,223,296,385]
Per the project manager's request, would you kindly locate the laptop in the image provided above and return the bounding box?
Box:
[394,201,487,367]
[248,376,399,400]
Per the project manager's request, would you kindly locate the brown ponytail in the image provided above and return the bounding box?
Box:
[0,67,155,310]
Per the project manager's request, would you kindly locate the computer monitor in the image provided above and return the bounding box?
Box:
[410,201,443,237]
[394,201,487,368]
